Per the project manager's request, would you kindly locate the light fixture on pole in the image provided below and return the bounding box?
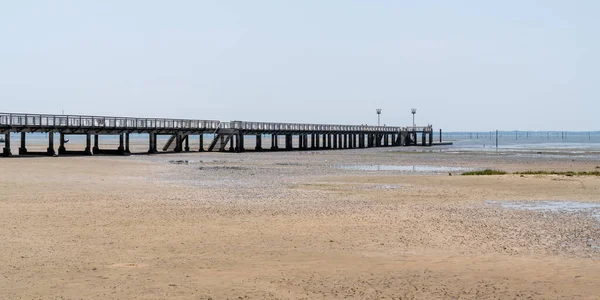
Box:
[411,108,417,126]
[376,109,382,126]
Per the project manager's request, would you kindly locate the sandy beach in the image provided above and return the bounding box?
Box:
[1,146,599,299]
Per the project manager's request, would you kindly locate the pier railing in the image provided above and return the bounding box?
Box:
[0,113,411,133]
[0,113,221,130]
[405,125,433,132]
[231,121,401,132]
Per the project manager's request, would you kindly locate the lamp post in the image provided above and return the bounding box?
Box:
[376,109,382,126]
[411,108,417,126]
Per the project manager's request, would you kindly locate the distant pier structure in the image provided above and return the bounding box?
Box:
[0,113,436,157]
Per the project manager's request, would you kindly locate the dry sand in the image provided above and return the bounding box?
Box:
[1,146,599,299]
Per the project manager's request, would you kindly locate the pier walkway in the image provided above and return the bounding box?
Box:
[0,113,435,156]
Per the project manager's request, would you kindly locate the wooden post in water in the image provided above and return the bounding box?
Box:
[496,130,498,149]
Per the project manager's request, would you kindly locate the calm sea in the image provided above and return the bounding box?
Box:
[440,131,600,152]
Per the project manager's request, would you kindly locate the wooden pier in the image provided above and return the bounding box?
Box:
[0,113,436,157]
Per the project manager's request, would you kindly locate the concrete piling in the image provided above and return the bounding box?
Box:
[47,132,55,156]
[19,132,27,155]
[58,133,66,155]
[85,134,92,155]
[3,133,11,157]
[256,134,262,151]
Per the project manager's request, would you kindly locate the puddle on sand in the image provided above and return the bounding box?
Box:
[351,184,403,190]
[487,200,600,212]
[337,165,471,173]
[487,200,600,223]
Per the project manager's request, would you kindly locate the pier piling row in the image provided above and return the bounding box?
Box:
[205,121,434,153]
[0,113,434,156]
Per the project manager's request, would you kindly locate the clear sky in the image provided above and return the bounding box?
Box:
[1,1,597,131]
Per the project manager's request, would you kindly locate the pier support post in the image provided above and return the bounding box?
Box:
[229,135,235,152]
[310,134,315,149]
[429,132,433,146]
[199,134,204,152]
[93,135,100,154]
[184,135,190,152]
[58,133,66,155]
[237,133,245,152]
[359,134,365,148]
[19,132,27,155]
[2,133,11,157]
[271,134,278,150]
[220,135,226,152]
[422,133,426,146]
[332,134,337,149]
[148,133,157,154]
[174,134,183,152]
[255,134,262,151]
[118,133,125,154]
[339,134,343,149]
[85,133,92,155]
[439,129,442,143]
[285,134,293,150]
[125,133,131,154]
[47,132,55,156]
[303,135,308,149]
[327,134,332,149]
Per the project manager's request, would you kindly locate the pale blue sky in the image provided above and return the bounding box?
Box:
[1,1,597,130]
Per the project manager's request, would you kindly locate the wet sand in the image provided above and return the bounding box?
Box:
[1,147,599,299]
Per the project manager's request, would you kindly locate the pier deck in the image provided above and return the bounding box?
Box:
[0,113,436,156]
